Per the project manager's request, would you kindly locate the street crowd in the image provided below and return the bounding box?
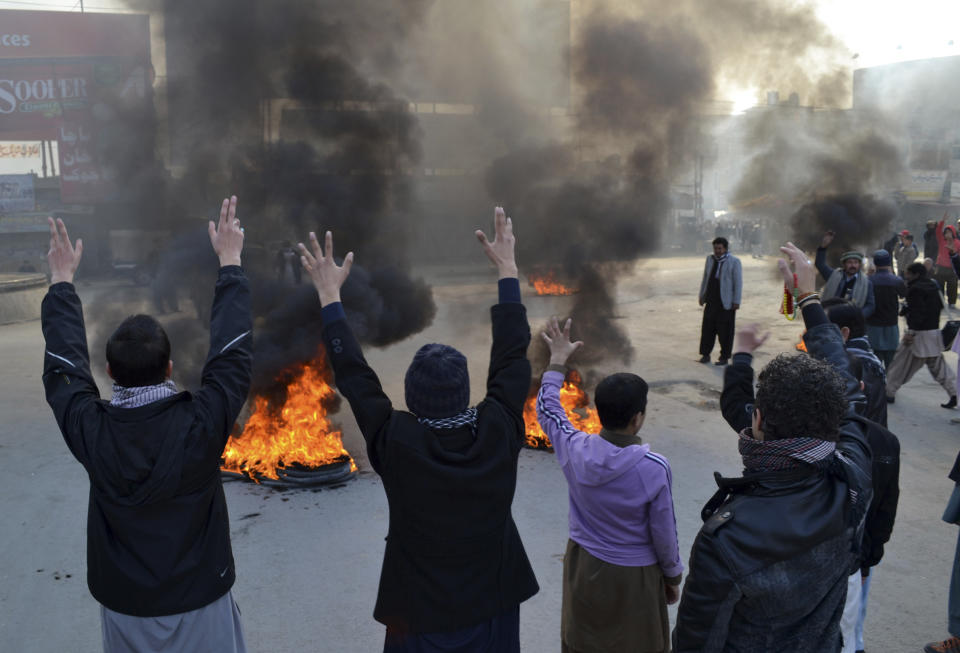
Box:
[37,200,960,652]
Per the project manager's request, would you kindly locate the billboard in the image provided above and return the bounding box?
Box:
[0,174,35,213]
[903,170,948,200]
[0,10,152,203]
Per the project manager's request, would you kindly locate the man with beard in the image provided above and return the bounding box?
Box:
[299,208,538,653]
[816,230,875,318]
[885,262,957,408]
[673,242,872,653]
[698,237,742,366]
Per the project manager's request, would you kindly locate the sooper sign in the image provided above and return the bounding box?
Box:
[0,10,152,203]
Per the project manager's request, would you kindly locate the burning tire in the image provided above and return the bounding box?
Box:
[221,460,356,488]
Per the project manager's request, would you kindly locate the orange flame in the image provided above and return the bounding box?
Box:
[221,354,356,480]
[529,270,576,296]
[522,370,602,449]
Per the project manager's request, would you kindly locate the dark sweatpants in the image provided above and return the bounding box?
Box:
[700,302,735,360]
[383,606,520,653]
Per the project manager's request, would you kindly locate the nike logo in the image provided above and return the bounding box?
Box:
[219,566,229,577]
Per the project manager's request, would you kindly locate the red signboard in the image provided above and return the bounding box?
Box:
[0,10,149,60]
[0,10,151,202]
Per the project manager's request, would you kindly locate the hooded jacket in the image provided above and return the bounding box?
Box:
[903,276,943,331]
[41,267,252,617]
[936,221,958,268]
[674,316,872,653]
[536,369,683,574]
[846,337,888,427]
[850,415,900,573]
[319,279,538,634]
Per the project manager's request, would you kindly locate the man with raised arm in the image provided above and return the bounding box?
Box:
[298,207,538,653]
[42,197,252,652]
[816,230,876,318]
[537,317,682,653]
[674,243,872,653]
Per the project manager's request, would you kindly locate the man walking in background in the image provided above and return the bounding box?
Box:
[866,249,907,368]
[538,317,683,653]
[885,262,957,408]
[895,231,919,278]
[698,237,742,366]
[42,197,252,652]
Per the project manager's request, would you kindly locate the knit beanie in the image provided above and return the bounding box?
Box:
[839,251,863,263]
[873,249,892,268]
[404,343,470,419]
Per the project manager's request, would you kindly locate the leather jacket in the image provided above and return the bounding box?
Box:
[674,319,872,652]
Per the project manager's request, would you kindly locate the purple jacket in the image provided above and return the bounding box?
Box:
[537,370,683,575]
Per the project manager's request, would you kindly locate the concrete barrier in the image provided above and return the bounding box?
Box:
[0,274,48,325]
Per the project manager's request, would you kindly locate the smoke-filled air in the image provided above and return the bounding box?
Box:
[84,0,916,403]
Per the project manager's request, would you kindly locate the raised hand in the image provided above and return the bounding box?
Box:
[778,242,816,295]
[541,316,584,367]
[820,230,834,249]
[299,230,354,307]
[475,206,518,279]
[733,323,770,355]
[47,217,83,285]
[208,195,244,267]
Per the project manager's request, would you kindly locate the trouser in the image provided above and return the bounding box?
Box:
[384,606,520,653]
[936,265,958,306]
[700,303,735,360]
[840,571,862,653]
[885,349,956,398]
[950,529,960,636]
[855,566,873,651]
[875,349,895,368]
[102,590,246,653]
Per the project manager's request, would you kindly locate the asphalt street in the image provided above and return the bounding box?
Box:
[1,255,957,652]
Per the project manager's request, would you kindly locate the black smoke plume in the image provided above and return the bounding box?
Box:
[486,11,715,369]
[86,0,438,409]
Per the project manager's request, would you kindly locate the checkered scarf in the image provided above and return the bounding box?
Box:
[417,407,478,435]
[738,429,836,473]
[110,380,179,408]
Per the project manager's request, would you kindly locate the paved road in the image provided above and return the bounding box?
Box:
[1,258,957,652]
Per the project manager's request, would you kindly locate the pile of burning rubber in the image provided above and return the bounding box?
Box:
[221,354,357,488]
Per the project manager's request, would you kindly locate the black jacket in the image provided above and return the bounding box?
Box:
[321,297,539,633]
[676,319,872,652]
[850,415,900,573]
[926,226,939,260]
[847,337,888,427]
[903,276,942,331]
[41,267,252,616]
[866,270,906,328]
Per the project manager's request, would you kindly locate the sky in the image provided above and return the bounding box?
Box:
[1,0,959,174]
[0,0,957,69]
